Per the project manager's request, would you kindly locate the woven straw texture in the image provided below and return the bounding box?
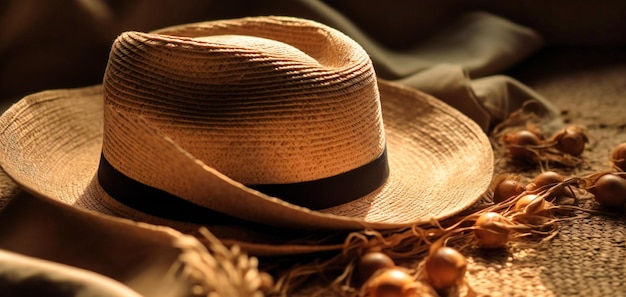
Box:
[0,17,493,238]
[2,46,623,297]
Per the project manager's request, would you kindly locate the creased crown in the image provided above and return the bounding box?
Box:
[102,17,386,185]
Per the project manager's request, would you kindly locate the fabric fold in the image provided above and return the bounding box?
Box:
[0,249,142,297]
[334,9,560,131]
[396,64,492,130]
[471,74,562,132]
[248,1,560,131]
[0,192,266,297]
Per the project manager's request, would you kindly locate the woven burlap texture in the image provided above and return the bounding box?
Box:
[460,47,626,297]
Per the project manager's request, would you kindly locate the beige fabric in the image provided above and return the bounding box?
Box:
[0,191,268,297]
[0,191,206,297]
[0,249,142,297]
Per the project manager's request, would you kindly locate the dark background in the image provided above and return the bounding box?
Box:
[1,0,625,107]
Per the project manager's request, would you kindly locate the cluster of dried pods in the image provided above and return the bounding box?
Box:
[269,221,475,296]
[583,142,626,208]
[356,245,467,297]
[270,148,626,296]
[361,139,626,295]
[492,99,589,167]
[499,124,588,167]
[270,169,581,297]
[496,139,626,211]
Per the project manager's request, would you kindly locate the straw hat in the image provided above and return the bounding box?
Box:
[0,16,493,248]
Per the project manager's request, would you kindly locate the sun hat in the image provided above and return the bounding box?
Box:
[0,16,493,248]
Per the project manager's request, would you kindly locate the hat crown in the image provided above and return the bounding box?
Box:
[102,17,386,185]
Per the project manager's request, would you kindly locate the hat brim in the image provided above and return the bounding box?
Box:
[0,80,493,254]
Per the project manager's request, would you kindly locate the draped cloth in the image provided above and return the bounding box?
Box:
[0,0,564,131]
[260,2,560,131]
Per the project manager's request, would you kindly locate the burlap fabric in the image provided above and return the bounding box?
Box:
[468,48,626,297]
[468,48,626,296]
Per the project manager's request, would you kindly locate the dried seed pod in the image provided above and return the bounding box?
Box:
[611,143,626,171]
[424,247,467,290]
[589,173,626,209]
[493,177,526,203]
[353,252,396,288]
[258,272,275,295]
[502,130,542,159]
[526,170,575,199]
[552,125,588,156]
[366,268,416,297]
[474,212,511,249]
[526,171,564,191]
[514,194,551,216]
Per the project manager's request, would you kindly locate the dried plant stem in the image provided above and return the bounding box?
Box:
[266,173,616,296]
